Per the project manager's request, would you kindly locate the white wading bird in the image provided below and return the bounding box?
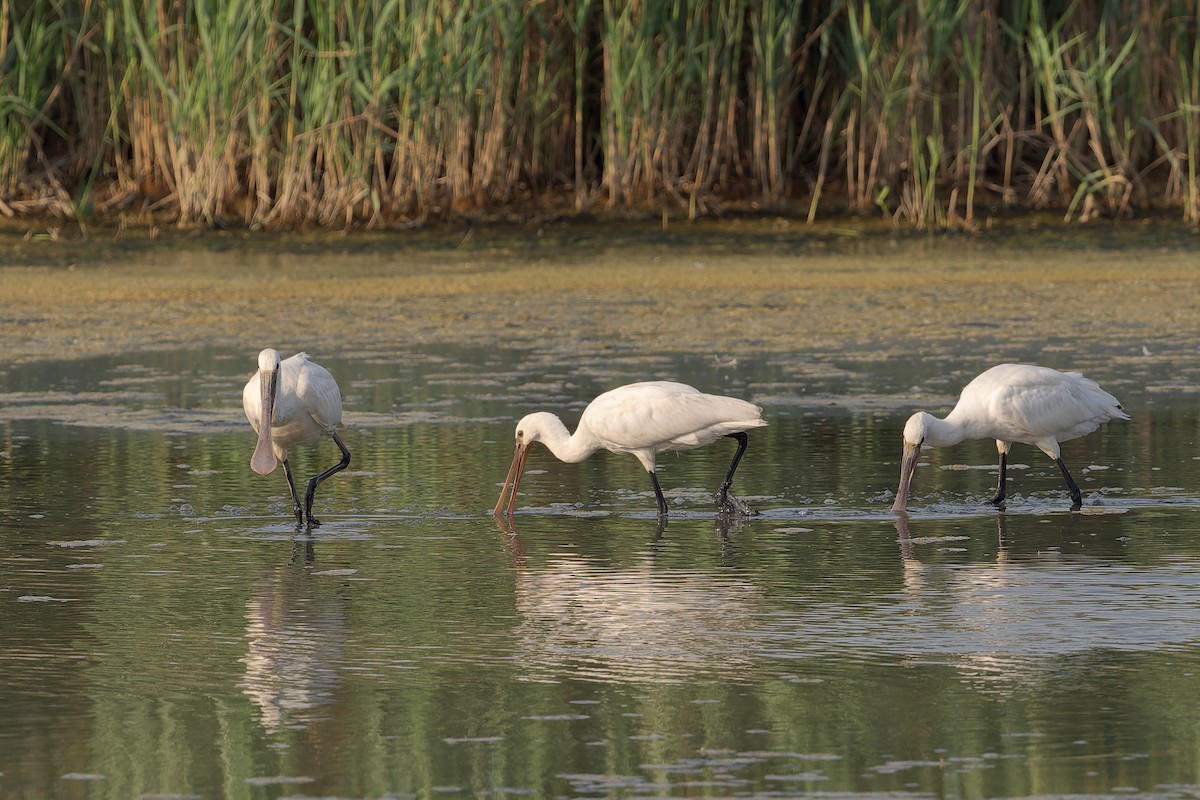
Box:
[243,349,350,527]
[495,381,767,518]
[891,363,1128,513]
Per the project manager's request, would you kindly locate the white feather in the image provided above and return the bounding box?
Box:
[243,351,344,461]
[579,381,765,464]
[893,363,1128,512]
[498,380,766,515]
[947,364,1127,458]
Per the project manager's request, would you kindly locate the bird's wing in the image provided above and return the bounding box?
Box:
[242,370,262,431]
[986,369,1125,443]
[295,359,344,431]
[583,382,764,451]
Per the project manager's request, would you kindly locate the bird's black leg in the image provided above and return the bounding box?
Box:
[1056,456,1083,510]
[990,451,1008,506]
[289,538,315,564]
[282,458,304,527]
[650,471,670,517]
[717,432,757,516]
[305,432,351,527]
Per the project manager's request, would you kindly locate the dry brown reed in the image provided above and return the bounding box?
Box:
[1,0,1198,229]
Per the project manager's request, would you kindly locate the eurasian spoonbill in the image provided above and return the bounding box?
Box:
[891,363,1127,513]
[243,349,350,526]
[495,381,766,518]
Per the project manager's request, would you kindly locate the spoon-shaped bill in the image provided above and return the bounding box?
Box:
[891,442,920,514]
[494,442,530,517]
[250,370,279,475]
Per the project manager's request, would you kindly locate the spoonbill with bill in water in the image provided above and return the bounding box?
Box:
[495,381,766,518]
[243,349,350,527]
[891,363,1127,513]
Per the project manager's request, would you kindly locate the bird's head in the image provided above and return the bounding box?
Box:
[513,412,559,448]
[494,413,558,517]
[902,411,933,449]
[258,348,282,373]
[891,412,933,515]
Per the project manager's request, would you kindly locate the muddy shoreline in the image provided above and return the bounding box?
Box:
[2,217,1197,370]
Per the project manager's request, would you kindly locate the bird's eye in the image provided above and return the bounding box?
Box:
[516,430,523,439]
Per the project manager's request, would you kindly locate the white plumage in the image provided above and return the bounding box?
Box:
[243,349,350,526]
[891,363,1128,513]
[495,380,766,517]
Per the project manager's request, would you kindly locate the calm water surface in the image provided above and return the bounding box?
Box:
[3,331,1200,798]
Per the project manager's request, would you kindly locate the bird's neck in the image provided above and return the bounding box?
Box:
[924,412,971,448]
[536,416,600,464]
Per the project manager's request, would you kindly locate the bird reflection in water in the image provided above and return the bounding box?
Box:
[496,517,765,684]
[240,542,348,734]
[887,511,1192,669]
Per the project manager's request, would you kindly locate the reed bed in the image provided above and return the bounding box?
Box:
[1,0,1198,228]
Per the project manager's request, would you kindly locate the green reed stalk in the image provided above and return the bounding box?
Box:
[1179,15,1200,224]
[0,0,68,200]
[3,0,1200,228]
[1024,3,1074,206]
[518,4,573,199]
[597,0,711,206]
[747,0,801,203]
[598,0,629,204]
[693,0,745,204]
[1061,24,1139,220]
[838,0,874,211]
[568,0,595,209]
[955,3,985,226]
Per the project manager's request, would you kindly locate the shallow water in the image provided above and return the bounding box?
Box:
[2,334,1200,800]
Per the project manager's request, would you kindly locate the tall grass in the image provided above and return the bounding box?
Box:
[1,0,1199,228]
[0,0,74,212]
